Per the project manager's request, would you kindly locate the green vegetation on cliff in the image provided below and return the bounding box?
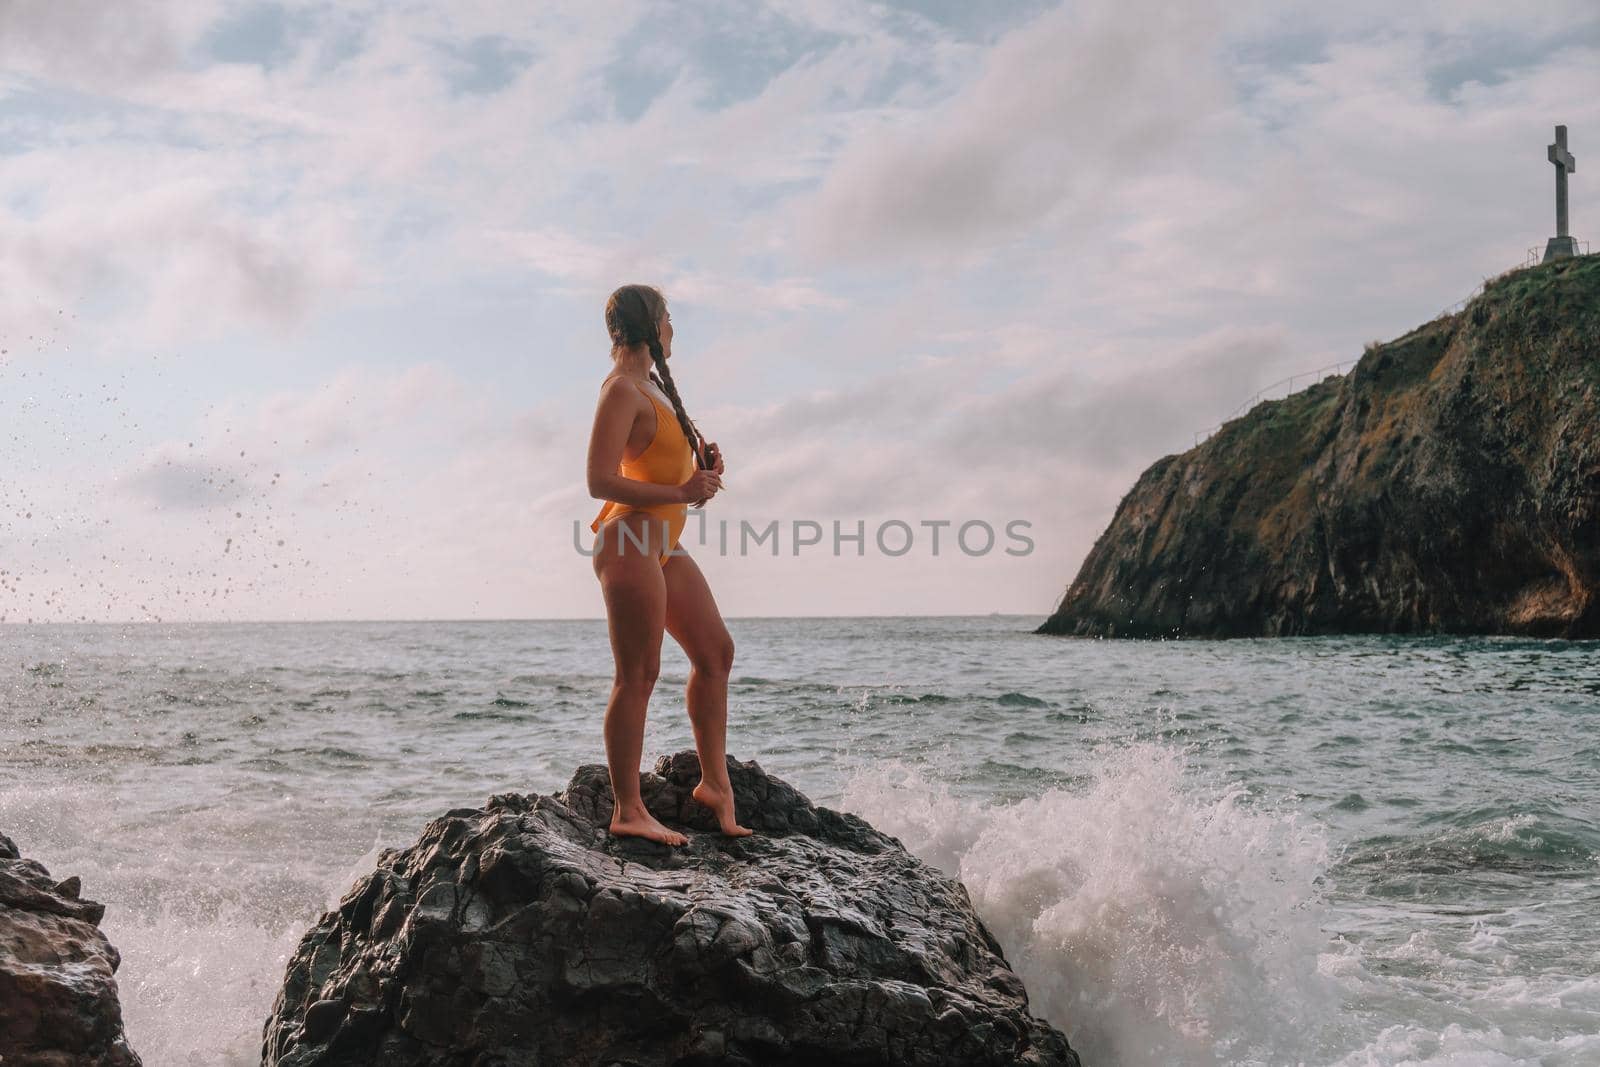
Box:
[1037,255,1600,638]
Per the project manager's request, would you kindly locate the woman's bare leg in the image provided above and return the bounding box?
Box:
[594,514,686,846]
[663,551,752,836]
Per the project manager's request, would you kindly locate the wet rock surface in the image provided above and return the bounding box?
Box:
[262,752,1079,1066]
[1038,255,1600,638]
[0,830,142,1067]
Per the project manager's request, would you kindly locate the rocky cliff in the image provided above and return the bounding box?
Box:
[0,831,142,1066]
[1038,254,1600,638]
[262,752,1079,1067]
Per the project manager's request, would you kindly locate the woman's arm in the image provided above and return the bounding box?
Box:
[586,378,693,507]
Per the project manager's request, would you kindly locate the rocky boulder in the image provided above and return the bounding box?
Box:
[0,830,142,1066]
[262,752,1079,1067]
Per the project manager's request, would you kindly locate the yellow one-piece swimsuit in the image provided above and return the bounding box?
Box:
[590,375,696,564]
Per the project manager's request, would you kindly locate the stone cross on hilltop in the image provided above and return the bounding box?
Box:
[1543,124,1578,262]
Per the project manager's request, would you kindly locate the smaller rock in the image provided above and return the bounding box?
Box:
[0,832,143,1066]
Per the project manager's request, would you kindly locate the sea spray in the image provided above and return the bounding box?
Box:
[106,838,395,1066]
[0,774,393,1066]
[841,739,1337,1067]
[108,897,305,1065]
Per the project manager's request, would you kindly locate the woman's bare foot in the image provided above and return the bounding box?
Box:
[609,806,688,846]
[691,780,754,836]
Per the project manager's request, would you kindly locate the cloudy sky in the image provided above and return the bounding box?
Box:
[2,0,1596,622]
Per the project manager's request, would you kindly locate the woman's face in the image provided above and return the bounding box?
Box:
[659,307,673,357]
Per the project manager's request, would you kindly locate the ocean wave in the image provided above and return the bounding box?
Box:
[0,781,392,1067]
[882,692,953,704]
[1340,811,1597,879]
[1327,1021,1600,1066]
[841,740,1336,1067]
[109,897,306,1066]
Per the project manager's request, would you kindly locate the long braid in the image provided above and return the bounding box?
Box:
[646,336,708,470]
[627,288,708,470]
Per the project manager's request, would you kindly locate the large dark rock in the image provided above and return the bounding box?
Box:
[262,753,1079,1067]
[0,830,143,1066]
[1038,254,1600,638]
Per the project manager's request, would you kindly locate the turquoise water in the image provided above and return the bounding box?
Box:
[2,617,1597,1065]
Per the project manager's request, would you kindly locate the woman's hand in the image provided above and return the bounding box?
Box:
[680,468,722,506]
[708,441,725,475]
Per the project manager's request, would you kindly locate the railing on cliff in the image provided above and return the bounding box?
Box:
[1524,240,1590,267]
[1191,361,1354,446]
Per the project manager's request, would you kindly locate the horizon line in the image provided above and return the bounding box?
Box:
[0,611,1051,626]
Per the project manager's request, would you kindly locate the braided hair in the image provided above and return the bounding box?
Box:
[604,284,709,470]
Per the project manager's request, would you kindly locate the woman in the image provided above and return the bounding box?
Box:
[586,284,752,844]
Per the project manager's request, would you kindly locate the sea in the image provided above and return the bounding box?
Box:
[2,616,1597,1066]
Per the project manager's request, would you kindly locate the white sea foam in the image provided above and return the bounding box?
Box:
[1328,1022,1600,1066]
[108,902,304,1066]
[840,740,1338,1067]
[0,779,390,1066]
[104,843,393,1066]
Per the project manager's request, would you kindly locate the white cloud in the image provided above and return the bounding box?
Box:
[788,0,1231,264]
[0,0,222,93]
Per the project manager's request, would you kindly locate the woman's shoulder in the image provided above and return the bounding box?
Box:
[600,373,669,409]
[598,373,642,401]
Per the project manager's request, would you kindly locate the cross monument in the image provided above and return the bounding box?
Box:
[1543,124,1578,262]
